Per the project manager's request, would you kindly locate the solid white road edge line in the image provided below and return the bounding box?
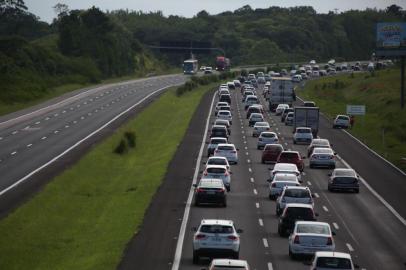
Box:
[0,84,181,197]
[171,92,216,270]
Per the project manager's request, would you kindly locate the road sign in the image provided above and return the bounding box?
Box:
[347,105,366,115]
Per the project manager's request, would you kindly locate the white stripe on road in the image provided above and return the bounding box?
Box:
[346,243,354,252]
[41,136,47,140]
[256,202,260,208]
[307,181,312,186]
[247,159,251,163]
[314,192,320,198]
[323,205,329,212]
[268,262,273,270]
[263,238,269,248]
[250,177,254,183]
[27,144,32,148]
[253,189,258,195]
[333,222,339,230]
[12,131,18,135]
[248,168,252,173]
[11,151,17,155]
[35,121,40,124]
[258,218,264,227]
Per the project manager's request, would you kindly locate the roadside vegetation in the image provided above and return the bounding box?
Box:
[299,67,406,172]
[0,81,219,270]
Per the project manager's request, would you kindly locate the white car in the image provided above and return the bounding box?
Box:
[268,173,301,200]
[207,137,228,157]
[252,121,270,137]
[215,102,228,116]
[308,251,357,270]
[217,110,232,124]
[292,74,302,82]
[285,112,294,126]
[192,219,242,264]
[208,259,250,270]
[244,95,259,109]
[333,115,350,129]
[202,165,231,191]
[269,163,301,181]
[276,186,314,215]
[248,113,264,127]
[288,221,335,258]
[214,143,238,164]
[233,80,241,88]
[257,132,278,149]
[206,156,230,172]
[309,148,336,169]
[275,104,289,116]
[218,89,230,97]
[293,127,313,144]
[227,81,235,90]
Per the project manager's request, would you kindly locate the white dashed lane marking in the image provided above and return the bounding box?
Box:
[253,189,258,195]
[35,121,40,124]
[307,181,312,186]
[333,222,339,230]
[263,238,269,248]
[256,202,260,208]
[323,206,329,212]
[41,136,47,140]
[12,131,18,135]
[248,168,252,173]
[27,144,32,147]
[250,177,254,183]
[11,151,17,155]
[258,219,264,227]
[268,262,273,270]
[314,192,320,198]
[346,243,354,252]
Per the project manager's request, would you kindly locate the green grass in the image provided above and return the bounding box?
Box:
[0,83,214,270]
[299,68,406,172]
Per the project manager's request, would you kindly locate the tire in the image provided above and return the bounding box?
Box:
[261,159,265,164]
[354,188,360,193]
[293,140,297,144]
[233,252,239,259]
[192,251,199,264]
[194,200,199,207]
[257,146,261,150]
[309,164,314,169]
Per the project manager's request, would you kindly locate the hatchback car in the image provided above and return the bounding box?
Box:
[252,122,271,137]
[261,144,283,163]
[308,251,357,270]
[207,137,228,157]
[328,168,360,193]
[268,173,301,200]
[192,219,242,264]
[214,143,238,164]
[206,156,230,172]
[248,113,264,126]
[285,112,294,126]
[210,125,228,139]
[276,186,313,216]
[307,139,331,157]
[269,163,301,181]
[207,259,250,270]
[194,178,227,207]
[293,127,313,144]
[288,221,335,258]
[278,203,317,236]
[309,148,336,169]
[277,151,305,172]
[257,132,278,150]
[202,165,231,191]
[333,115,350,129]
[217,110,232,124]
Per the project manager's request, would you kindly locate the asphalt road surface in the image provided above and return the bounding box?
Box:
[0,74,186,201]
[173,84,406,269]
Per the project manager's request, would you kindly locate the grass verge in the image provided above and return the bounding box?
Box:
[298,68,406,172]
[0,83,214,270]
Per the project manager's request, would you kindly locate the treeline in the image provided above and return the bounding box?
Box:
[0,0,167,105]
[109,4,405,65]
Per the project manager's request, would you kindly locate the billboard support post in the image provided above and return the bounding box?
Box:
[401,56,405,109]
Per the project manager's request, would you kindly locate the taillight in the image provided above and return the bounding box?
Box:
[196,188,204,193]
[293,235,300,244]
[271,182,276,187]
[228,235,238,241]
[203,172,208,176]
[231,150,236,153]
[195,234,206,240]
[224,172,229,176]
[326,237,333,245]
[218,188,225,193]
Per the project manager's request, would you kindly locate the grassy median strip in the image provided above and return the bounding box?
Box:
[299,68,406,172]
[0,84,214,270]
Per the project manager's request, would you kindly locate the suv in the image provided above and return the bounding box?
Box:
[210,125,228,139]
[194,178,227,207]
[293,127,313,144]
[278,203,317,236]
[277,151,305,172]
[328,168,360,193]
[207,137,228,157]
[276,186,313,215]
[193,219,242,264]
[202,165,231,191]
[261,143,283,163]
[285,112,294,126]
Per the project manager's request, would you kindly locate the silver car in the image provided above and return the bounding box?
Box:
[252,121,270,137]
[217,110,232,124]
[257,132,278,149]
[248,113,264,126]
[214,143,238,164]
[309,148,336,168]
[192,219,242,264]
[288,221,335,258]
[206,156,230,172]
[202,165,231,191]
[275,104,289,116]
[293,127,313,144]
[276,186,314,216]
[215,102,228,116]
[268,173,300,200]
[333,115,350,129]
[207,137,228,157]
[285,112,294,126]
[269,163,301,181]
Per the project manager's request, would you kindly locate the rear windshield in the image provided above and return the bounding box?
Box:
[208,159,227,166]
[316,257,352,269]
[338,116,349,120]
[262,133,276,138]
[207,167,226,174]
[249,108,261,112]
[200,225,234,234]
[280,152,299,159]
[297,129,311,133]
[211,139,226,144]
[264,145,282,151]
[218,146,234,151]
[297,224,329,234]
[285,207,313,219]
[284,189,310,198]
[334,170,356,177]
[333,177,357,184]
[219,111,230,115]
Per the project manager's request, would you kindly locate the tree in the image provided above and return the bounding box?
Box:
[386,4,402,16]
[0,0,27,15]
[53,3,69,18]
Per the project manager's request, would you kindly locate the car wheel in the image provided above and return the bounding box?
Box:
[257,146,261,150]
[233,251,239,259]
[261,159,265,163]
[354,188,360,193]
[192,251,199,264]
[226,186,231,192]
[309,164,313,169]
[278,226,284,236]
[293,140,297,144]
[194,200,199,207]
[330,164,336,169]
[328,186,332,192]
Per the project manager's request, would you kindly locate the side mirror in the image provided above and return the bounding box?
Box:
[199,170,203,174]
[311,193,315,198]
[334,152,337,155]
[267,178,272,182]
[237,229,243,233]
[332,231,336,236]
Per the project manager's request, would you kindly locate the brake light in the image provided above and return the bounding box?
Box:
[196,188,205,193]
[203,172,208,176]
[195,234,206,240]
[293,235,300,244]
[271,182,276,187]
[227,235,239,241]
[224,172,229,176]
[231,150,236,153]
[218,188,225,193]
[326,236,333,245]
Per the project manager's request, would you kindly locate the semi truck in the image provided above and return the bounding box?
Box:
[215,56,230,71]
[268,77,295,112]
[293,107,320,137]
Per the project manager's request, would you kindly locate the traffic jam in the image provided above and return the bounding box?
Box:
[186,71,362,270]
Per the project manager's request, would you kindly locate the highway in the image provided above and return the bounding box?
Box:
[171,83,406,269]
[0,74,186,200]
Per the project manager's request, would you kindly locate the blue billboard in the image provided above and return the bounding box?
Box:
[376,23,406,48]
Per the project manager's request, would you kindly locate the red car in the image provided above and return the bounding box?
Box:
[276,151,305,172]
[261,144,284,164]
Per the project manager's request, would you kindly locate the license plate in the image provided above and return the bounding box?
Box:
[206,191,215,195]
[212,175,220,178]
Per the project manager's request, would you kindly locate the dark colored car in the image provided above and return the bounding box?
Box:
[194,178,227,207]
[278,203,317,236]
[277,151,305,172]
[219,94,231,105]
[261,144,284,164]
[214,119,231,135]
[328,168,360,193]
[246,106,262,119]
[210,125,228,139]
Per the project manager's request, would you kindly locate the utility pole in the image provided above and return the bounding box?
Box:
[401,56,405,109]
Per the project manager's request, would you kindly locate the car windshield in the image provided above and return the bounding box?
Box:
[314,148,333,154]
[297,129,311,133]
[334,170,356,177]
[265,145,282,151]
[316,257,352,269]
[200,225,234,234]
[219,112,230,116]
[284,189,310,198]
[297,224,329,234]
[313,140,329,146]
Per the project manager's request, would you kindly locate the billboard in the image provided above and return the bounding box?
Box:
[376,23,406,49]
[346,105,366,115]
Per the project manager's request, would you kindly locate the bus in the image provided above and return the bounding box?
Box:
[183,59,198,75]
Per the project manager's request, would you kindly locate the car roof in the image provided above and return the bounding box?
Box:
[217,143,235,147]
[208,156,228,162]
[296,127,311,130]
[315,251,352,259]
[212,125,227,129]
[333,168,356,176]
[273,173,299,181]
[273,163,298,170]
[254,122,269,126]
[210,137,227,141]
[211,259,249,267]
[201,219,234,226]
[280,150,300,154]
[313,148,333,153]
[311,139,329,144]
[218,110,231,114]
[295,221,330,227]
